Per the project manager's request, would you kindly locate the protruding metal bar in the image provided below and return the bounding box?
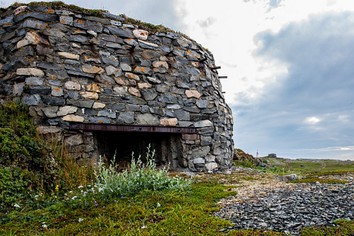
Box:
[218,76,228,79]
[69,123,197,134]
[210,66,221,70]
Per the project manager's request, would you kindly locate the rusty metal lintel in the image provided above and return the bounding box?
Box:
[68,123,197,134]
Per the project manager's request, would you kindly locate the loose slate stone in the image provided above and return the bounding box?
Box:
[82,64,104,74]
[14,12,58,23]
[0,16,14,27]
[25,77,44,86]
[16,68,44,77]
[98,109,116,118]
[22,94,41,105]
[106,25,133,38]
[21,19,48,30]
[62,115,84,122]
[60,15,73,25]
[58,52,80,60]
[136,113,159,125]
[57,106,78,116]
[194,120,213,127]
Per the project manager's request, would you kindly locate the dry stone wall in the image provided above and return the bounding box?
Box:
[0,3,234,172]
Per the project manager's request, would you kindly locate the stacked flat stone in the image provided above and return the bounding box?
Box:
[0,3,234,172]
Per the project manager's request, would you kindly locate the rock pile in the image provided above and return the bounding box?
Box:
[216,182,354,235]
[0,3,234,171]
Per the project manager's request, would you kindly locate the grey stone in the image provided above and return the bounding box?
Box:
[201,136,212,146]
[191,146,210,158]
[96,75,115,84]
[117,111,134,124]
[193,158,205,164]
[101,55,119,66]
[141,89,158,101]
[174,109,190,121]
[67,70,95,79]
[194,120,213,127]
[106,26,133,38]
[42,96,65,106]
[69,35,89,43]
[88,117,111,124]
[22,94,41,105]
[42,106,59,118]
[0,16,13,28]
[98,109,117,118]
[14,12,58,23]
[13,83,24,96]
[25,77,44,86]
[65,134,83,146]
[158,93,178,104]
[21,19,47,30]
[136,113,159,125]
[25,86,51,95]
[196,100,209,108]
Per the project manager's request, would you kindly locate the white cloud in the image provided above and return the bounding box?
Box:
[304,116,321,125]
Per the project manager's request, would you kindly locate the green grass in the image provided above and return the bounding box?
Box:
[0,181,235,235]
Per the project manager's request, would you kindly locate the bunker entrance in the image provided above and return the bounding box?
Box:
[95,131,182,170]
[69,123,197,170]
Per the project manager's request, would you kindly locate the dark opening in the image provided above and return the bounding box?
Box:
[94,131,183,170]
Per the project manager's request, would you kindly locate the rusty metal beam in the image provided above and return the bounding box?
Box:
[69,123,197,134]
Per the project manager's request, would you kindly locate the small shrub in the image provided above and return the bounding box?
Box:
[94,146,191,199]
[0,167,31,211]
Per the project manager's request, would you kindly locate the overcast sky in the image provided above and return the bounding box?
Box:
[2,0,354,160]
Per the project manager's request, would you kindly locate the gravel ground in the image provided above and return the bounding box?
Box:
[215,172,354,235]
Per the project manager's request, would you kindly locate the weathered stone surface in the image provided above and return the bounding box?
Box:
[136,113,159,125]
[205,162,218,171]
[64,81,81,90]
[51,87,64,97]
[101,55,119,66]
[17,31,48,48]
[194,120,213,127]
[192,146,211,158]
[133,66,151,75]
[25,77,44,86]
[160,118,178,126]
[196,100,209,108]
[80,91,99,100]
[82,64,104,74]
[133,29,149,40]
[58,52,80,60]
[107,25,133,38]
[21,19,47,30]
[120,63,132,72]
[138,82,152,89]
[147,76,161,84]
[42,106,59,118]
[128,87,141,97]
[93,102,106,109]
[22,94,41,105]
[65,134,83,146]
[86,83,100,93]
[57,106,78,116]
[185,89,202,98]
[37,126,62,134]
[125,72,140,81]
[117,111,134,124]
[152,61,169,69]
[98,110,116,118]
[141,89,157,101]
[17,68,44,77]
[62,115,84,122]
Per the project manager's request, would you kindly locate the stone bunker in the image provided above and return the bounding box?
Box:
[0,2,234,172]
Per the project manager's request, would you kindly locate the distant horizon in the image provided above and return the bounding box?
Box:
[2,0,354,161]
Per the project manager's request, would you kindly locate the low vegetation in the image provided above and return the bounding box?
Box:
[1,102,353,235]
